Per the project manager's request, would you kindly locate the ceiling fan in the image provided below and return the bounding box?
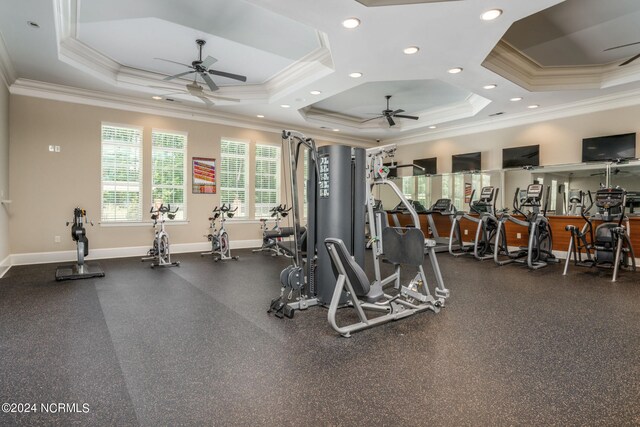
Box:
[362,95,419,127]
[150,81,240,107]
[155,39,247,92]
[603,41,640,66]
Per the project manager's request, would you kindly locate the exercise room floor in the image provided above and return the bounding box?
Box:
[1,250,639,426]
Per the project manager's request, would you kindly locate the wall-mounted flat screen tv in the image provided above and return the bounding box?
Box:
[452,152,481,173]
[413,157,437,175]
[582,133,636,162]
[502,144,540,168]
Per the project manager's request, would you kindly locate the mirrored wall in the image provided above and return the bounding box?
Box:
[374,160,640,216]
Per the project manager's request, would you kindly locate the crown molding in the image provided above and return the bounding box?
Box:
[389,86,640,146]
[52,0,334,107]
[9,78,374,146]
[483,40,640,92]
[0,31,16,88]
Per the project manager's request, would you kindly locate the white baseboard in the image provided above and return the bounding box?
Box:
[0,255,10,279]
[8,239,263,267]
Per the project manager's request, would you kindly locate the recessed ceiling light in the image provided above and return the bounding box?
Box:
[342,18,361,29]
[349,72,363,78]
[481,9,503,21]
[448,67,463,74]
[332,129,340,132]
[483,84,497,90]
[27,21,40,28]
[256,114,264,118]
[510,97,523,102]
[403,46,419,55]
[310,90,322,95]
[528,104,539,109]
[429,125,437,129]
[152,96,162,100]
[280,104,291,108]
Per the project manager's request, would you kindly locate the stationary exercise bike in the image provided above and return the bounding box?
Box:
[201,204,239,261]
[55,207,105,281]
[564,187,636,281]
[253,204,295,257]
[142,204,180,268]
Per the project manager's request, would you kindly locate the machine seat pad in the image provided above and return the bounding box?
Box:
[382,227,425,267]
[265,227,295,238]
[324,238,371,298]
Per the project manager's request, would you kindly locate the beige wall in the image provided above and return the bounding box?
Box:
[0,82,8,263]
[394,105,640,173]
[9,95,326,255]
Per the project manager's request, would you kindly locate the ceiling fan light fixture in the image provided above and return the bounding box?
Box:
[481,9,502,21]
[342,18,361,29]
[483,84,497,89]
[510,97,523,102]
[310,90,322,95]
[349,72,363,78]
[403,46,419,55]
[448,67,463,74]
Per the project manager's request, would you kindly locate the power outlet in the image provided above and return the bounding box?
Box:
[49,145,55,152]
[54,236,61,243]
[464,229,468,235]
[516,232,522,239]
[54,145,61,152]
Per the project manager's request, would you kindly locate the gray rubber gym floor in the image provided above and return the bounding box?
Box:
[1,250,640,426]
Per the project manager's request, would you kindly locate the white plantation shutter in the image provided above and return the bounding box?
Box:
[101,124,143,222]
[254,144,280,218]
[220,139,248,217]
[152,130,187,220]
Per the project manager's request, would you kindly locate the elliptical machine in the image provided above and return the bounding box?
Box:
[563,187,636,281]
[201,204,239,261]
[55,208,105,281]
[142,204,180,268]
[494,183,559,269]
[449,186,504,260]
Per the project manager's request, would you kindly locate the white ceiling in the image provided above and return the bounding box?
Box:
[1,0,640,144]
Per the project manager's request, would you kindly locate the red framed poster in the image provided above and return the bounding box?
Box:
[192,157,216,194]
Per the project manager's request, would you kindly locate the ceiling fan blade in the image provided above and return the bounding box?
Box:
[208,69,247,82]
[154,58,194,69]
[394,114,419,120]
[195,95,214,106]
[201,55,218,69]
[391,109,405,115]
[386,115,395,127]
[200,73,219,91]
[207,94,240,102]
[361,115,383,123]
[163,70,196,81]
[620,52,640,66]
[604,41,640,52]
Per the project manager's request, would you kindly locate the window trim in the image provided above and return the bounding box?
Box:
[220,138,250,218]
[254,142,282,219]
[151,128,188,221]
[100,122,144,224]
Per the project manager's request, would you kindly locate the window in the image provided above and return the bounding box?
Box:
[152,130,187,220]
[402,177,415,199]
[101,124,143,222]
[442,174,451,200]
[255,144,281,218]
[417,176,431,208]
[453,174,465,211]
[220,139,249,217]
